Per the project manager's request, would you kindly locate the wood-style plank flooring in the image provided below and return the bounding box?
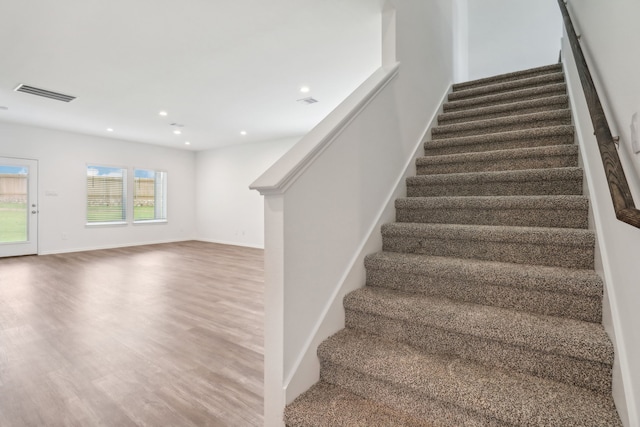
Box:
[0,241,264,426]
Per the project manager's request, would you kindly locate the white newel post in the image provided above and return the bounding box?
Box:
[262,194,286,427]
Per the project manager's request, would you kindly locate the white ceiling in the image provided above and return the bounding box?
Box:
[0,0,382,151]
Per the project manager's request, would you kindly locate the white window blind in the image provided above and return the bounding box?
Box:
[86,165,127,223]
[134,169,167,222]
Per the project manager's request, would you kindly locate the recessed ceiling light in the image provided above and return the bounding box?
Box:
[173,130,182,135]
[107,128,114,132]
[185,141,191,145]
[240,131,247,136]
[159,111,168,116]
[300,86,310,93]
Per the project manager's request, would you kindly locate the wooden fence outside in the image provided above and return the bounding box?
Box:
[0,174,27,203]
[1,175,156,205]
[86,176,156,206]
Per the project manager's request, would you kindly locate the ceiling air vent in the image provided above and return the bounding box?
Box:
[297,97,318,105]
[14,84,76,102]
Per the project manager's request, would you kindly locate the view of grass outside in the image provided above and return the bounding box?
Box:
[134,205,155,221]
[1,167,29,243]
[0,202,27,243]
[85,206,156,222]
[86,205,125,222]
[134,169,166,222]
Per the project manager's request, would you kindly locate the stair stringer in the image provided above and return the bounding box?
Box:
[562,40,637,427]
[283,87,450,405]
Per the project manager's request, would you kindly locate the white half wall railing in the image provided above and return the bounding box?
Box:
[251,65,451,427]
[251,3,455,425]
[250,62,401,426]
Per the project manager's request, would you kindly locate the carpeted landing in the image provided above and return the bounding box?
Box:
[284,63,623,426]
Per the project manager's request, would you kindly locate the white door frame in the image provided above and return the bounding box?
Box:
[0,157,38,257]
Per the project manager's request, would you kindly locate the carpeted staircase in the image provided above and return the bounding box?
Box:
[284,63,622,426]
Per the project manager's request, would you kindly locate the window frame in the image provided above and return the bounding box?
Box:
[132,167,168,224]
[85,164,128,226]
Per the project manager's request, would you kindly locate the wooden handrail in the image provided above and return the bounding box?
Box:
[558,0,640,228]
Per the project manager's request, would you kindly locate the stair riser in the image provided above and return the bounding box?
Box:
[366,269,601,323]
[417,153,578,175]
[407,179,583,198]
[396,207,588,229]
[432,117,571,140]
[423,133,574,156]
[452,64,563,92]
[449,74,565,102]
[320,362,505,427]
[439,101,569,125]
[345,311,611,393]
[382,235,594,268]
[444,85,566,112]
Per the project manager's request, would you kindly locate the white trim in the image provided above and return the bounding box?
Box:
[37,238,194,255]
[250,63,400,196]
[132,219,168,225]
[85,221,128,227]
[195,237,264,250]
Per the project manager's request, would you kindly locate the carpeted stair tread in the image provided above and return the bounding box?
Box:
[423,125,575,156]
[364,252,602,298]
[417,146,578,176]
[345,286,612,364]
[406,167,583,197]
[452,64,563,92]
[395,195,588,228]
[344,287,612,391]
[381,222,594,268]
[416,144,578,175]
[284,382,438,427]
[437,95,569,125]
[318,329,622,427]
[443,83,567,112]
[364,252,602,323]
[397,194,587,210]
[448,73,565,102]
[431,109,571,140]
[408,167,582,185]
[381,222,595,246]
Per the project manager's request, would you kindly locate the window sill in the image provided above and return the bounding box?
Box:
[86,221,128,227]
[133,219,168,225]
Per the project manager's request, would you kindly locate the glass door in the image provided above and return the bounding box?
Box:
[0,157,38,257]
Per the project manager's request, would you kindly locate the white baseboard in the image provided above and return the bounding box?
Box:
[195,238,264,249]
[37,238,196,255]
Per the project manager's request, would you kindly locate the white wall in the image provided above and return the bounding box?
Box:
[0,121,196,254]
[463,0,562,81]
[195,137,298,248]
[252,0,454,424]
[567,0,640,191]
[563,1,640,425]
[453,0,469,82]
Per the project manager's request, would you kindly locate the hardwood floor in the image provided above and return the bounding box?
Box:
[0,241,264,426]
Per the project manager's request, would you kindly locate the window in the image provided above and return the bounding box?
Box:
[134,169,167,222]
[86,165,127,224]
